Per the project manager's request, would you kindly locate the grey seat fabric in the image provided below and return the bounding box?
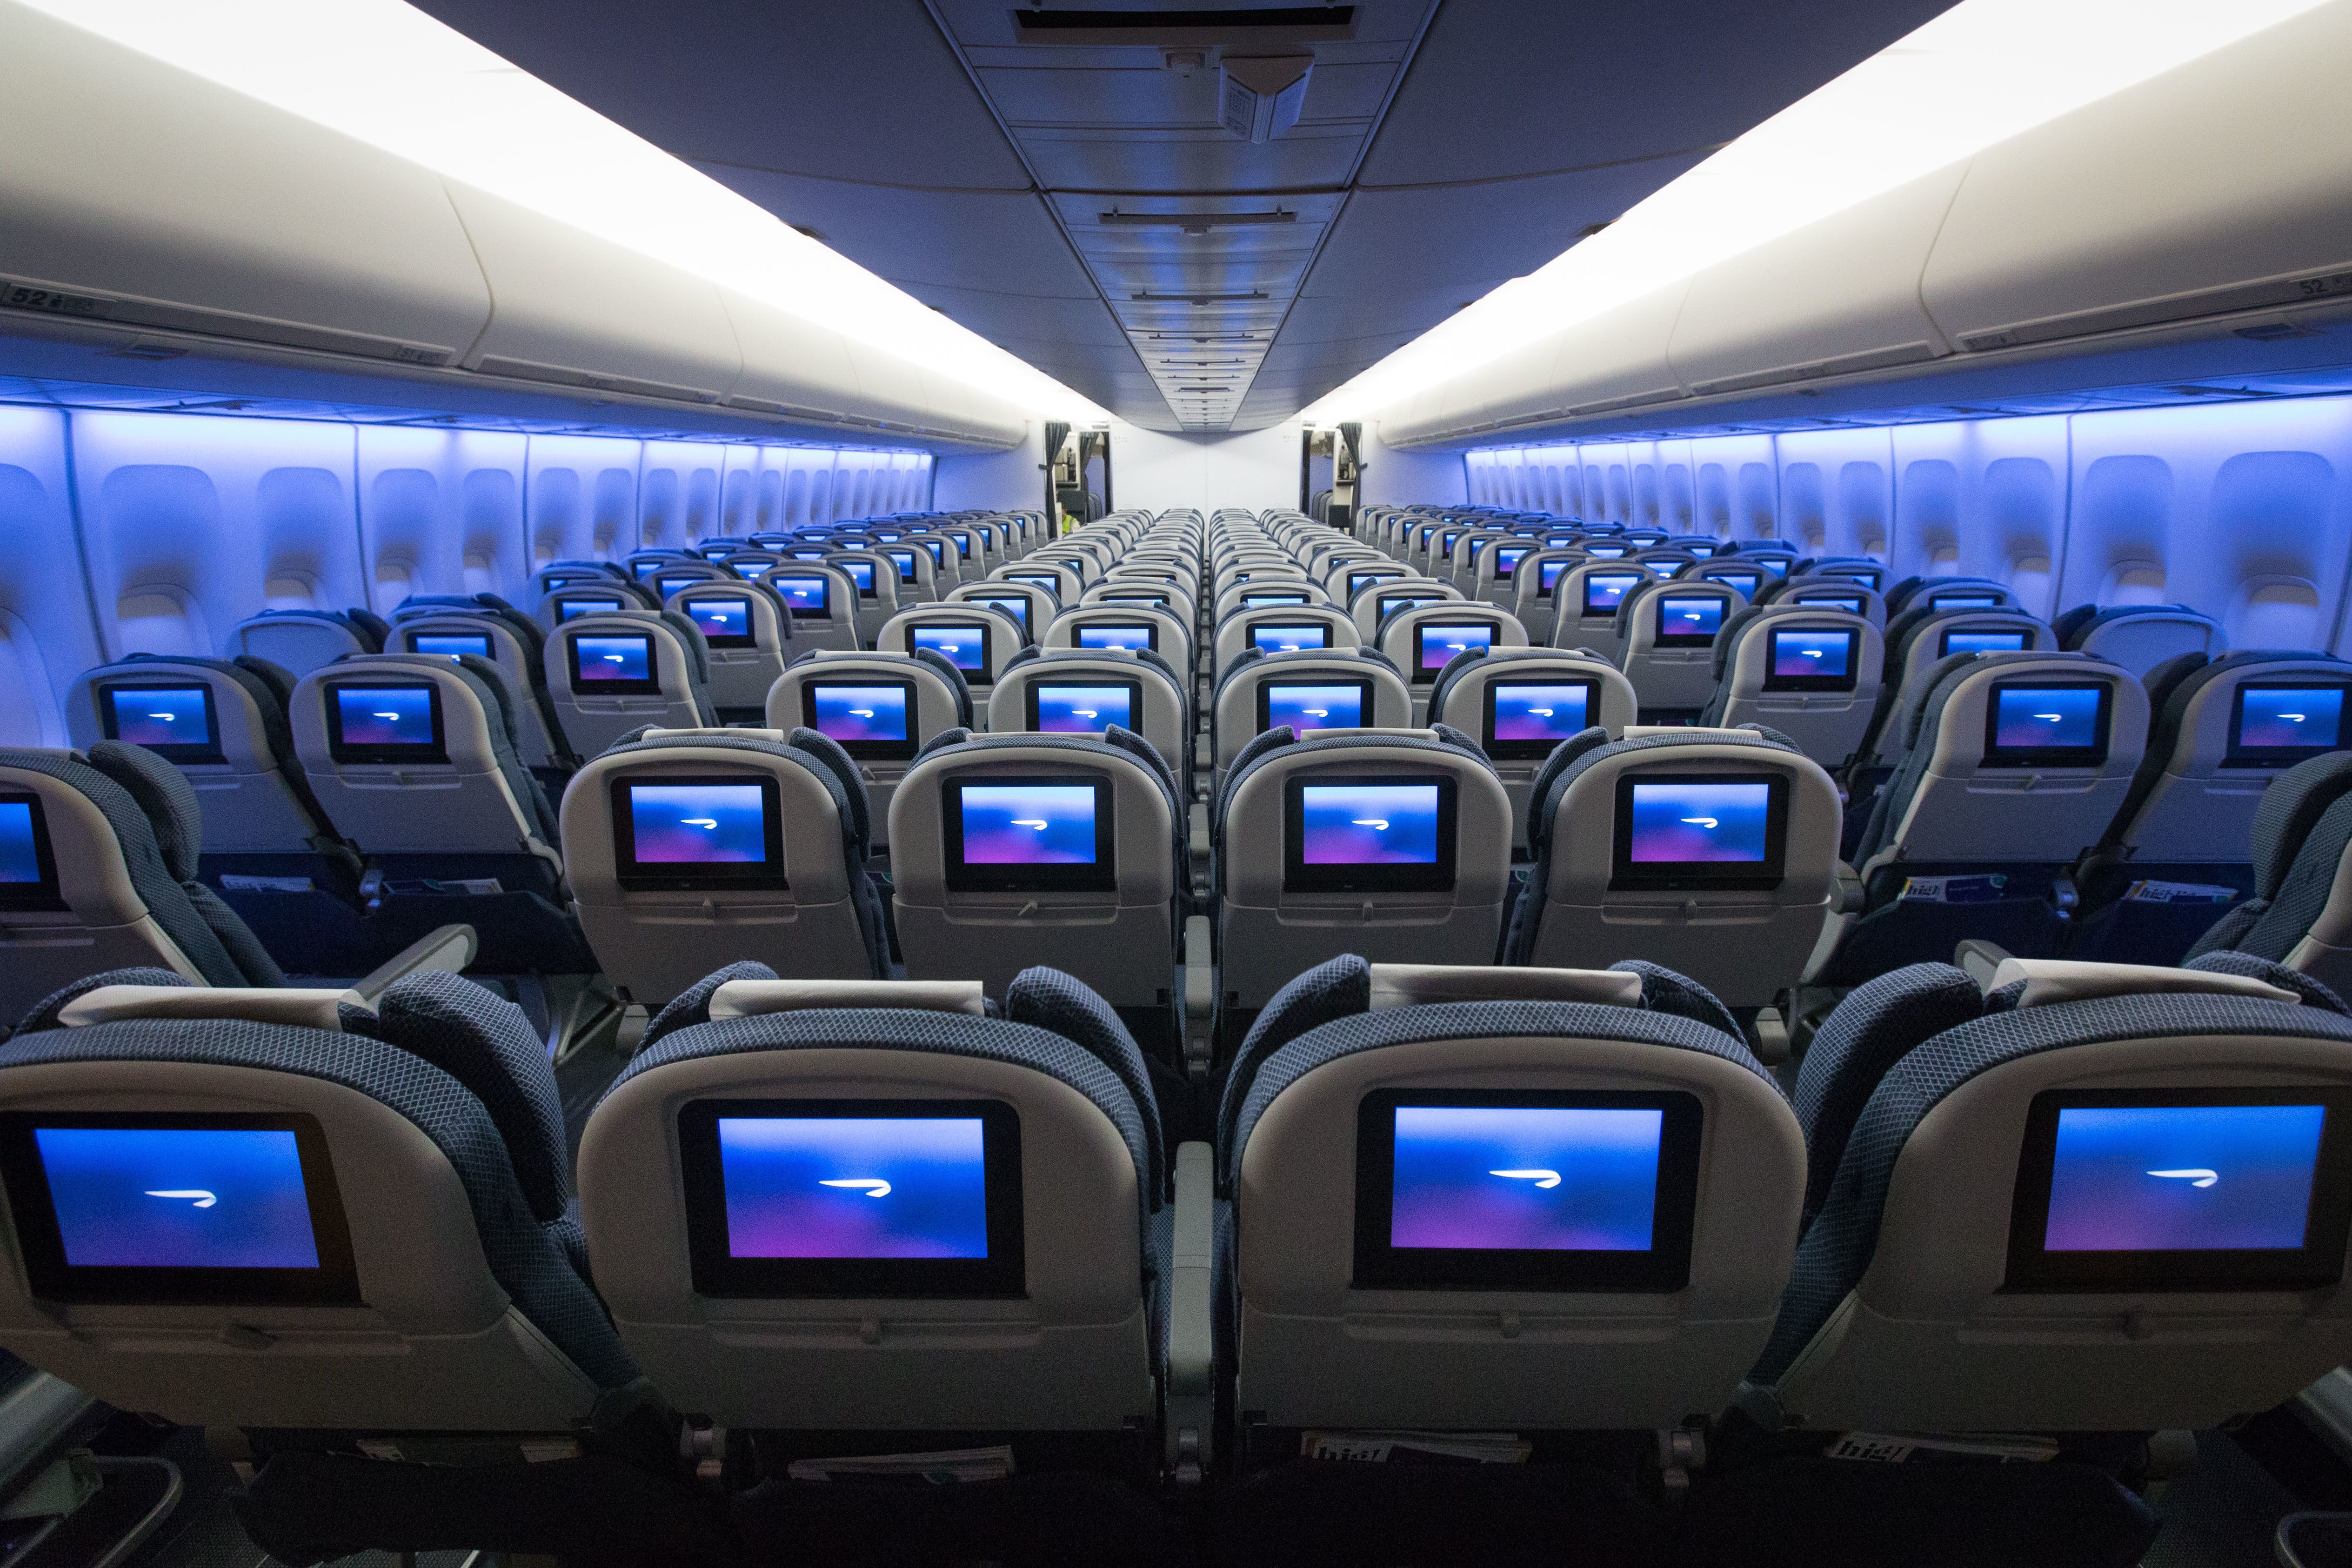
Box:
[1425,647,1639,850]
[667,580,795,721]
[560,726,890,1004]
[0,742,284,1021]
[1213,727,1514,1021]
[1209,647,1415,794]
[0,967,634,1428]
[1698,606,1884,770]
[391,594,575,773]
[574,962,1164,1433]
[1817,651,2149,981]
[888,727,1184,1024]
[1750,953,2352,1432]
[2186,752,2352,993]
[229,608,389,680]
[2056,602,2224,677]
[1503,726,1842,1008]
[1220,954,1801,1431]
[768,649,974,844]
[542,611,719,760]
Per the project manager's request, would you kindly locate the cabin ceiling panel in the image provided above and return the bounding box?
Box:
[414,0,1954,433]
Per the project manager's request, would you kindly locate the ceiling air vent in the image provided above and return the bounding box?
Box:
[1011,7,1355,46]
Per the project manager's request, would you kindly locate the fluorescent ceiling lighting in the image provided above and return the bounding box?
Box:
[23,0,1110,424]
[1299,0,2334,427]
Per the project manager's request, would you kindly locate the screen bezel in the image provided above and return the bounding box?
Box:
[1024,678,1142,736]
[608,772,786,892]
[838,559,879,597]
[1283,771,1460,893]
[1257,677,1375,737]
[1240,592,1312,610]
[1706,571,1763,599]
[0,1111,361,1306]
[680,594,757,650]
[2003,1087,2352,1293]
[800,679,918,761]
[1929,593,2004,612]
[1580,573,1641,617]
[568,632,662,696]
[678,1098,1026,1300]
[1652,594,1727,649]
[1074,621,1158,654]
[407,632,494,662]
[1351,1089,1702,1293]
[1938,627,2028,659]
[0,792,65,912]
[1609,770,1791,892]
[1482,677,1600,761]
[323,681,448,766]
[1760,626,1862,694]
[1980,680,2113,769]
[942,773,1118,893]
[1412,621,1499,682]
[908,621,993,681]
[97,681,223,764]
[2225,681,2352,769]
[765,575,833,623]
[1249,620,1336,656]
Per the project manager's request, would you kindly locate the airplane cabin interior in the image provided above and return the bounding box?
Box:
[4,0,2352,1564]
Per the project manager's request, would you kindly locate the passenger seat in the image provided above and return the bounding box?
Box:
[768,649,973,845]
[2055,602,2224,677]
[2185,750,2352,995]
[228,607,390,679]
[1424,647,1637,849]
[542,611,718,758]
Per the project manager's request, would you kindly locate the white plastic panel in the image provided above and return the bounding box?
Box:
[2064,400,2352,649]
[1775,429,1895,561]
[1670,163,1964,396]
[446,183,741,406]
[0,7,490,367]
[0,406,99,743]
[638,441,722,548]
[1688,435,1781,540]
[72,412,364,660]
[719,292,858,425]
[1922,4,2352,354]
[1888,417,2070,614]
[355,427,530,611]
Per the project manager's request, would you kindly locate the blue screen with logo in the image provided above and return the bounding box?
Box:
[1076,623,1152,653]
[1583,574,1640,614]
[625,782,768,865]
[841,560,876,592]
[1034,684,1132,733]
[1931,593,2002,611]
[410,634,491,662]
[1656,596,1724,638]
[1770,628,1853,678]
[1007,573,1062,597]
[1712,572,1761,598]
[1494,547,1528,579]
[1586,545,1628,560]
[2044,1104,2325,1252]
[1992,686,2104,750]
[1390,1105,1661,1252]
[1539,559,1571,593]
[1243,593,1310,609]
[809,685,909,743]
[958,783,1098,864]
[2239,687,2345,754]
[34,1127,319,1269]
[686,597,750,642]
[1417,622,1492,670]
[104,687,211,749]
[1266,683,1363,732]
[334,686,434,747]
[1942,629,2027,657]
[1492,682,1590,744]
[0,801,42,885]
[1627,781,1771,864]
[887,551,919,581]
[557,597,624,621]
[1299,782,1440,864]
[769,576,829,618]
[1379,594,1443,620]
[575,635,652,684]
[1252,624,1332,655]
[656,577,705,600]
[911,624,986,673]
[1799,594,1864,615]
[715,1116,987,1259]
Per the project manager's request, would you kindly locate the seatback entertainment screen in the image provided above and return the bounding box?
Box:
[802,681,917,760]
[100,684,220,762]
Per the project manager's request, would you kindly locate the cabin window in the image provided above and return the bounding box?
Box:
[116,588,204,656]
[0,611,60,746]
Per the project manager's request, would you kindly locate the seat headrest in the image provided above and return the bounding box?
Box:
[709,978,988,1020]
[58,984,364,1030]
[1986,957,2298,1009]
[639,725,789,743]
[1367,963,1641,1009]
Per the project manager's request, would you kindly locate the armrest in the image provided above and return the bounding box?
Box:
[1183,915,1214,1077]
[1189,802,1211,874]
[1834,861,1865,915]
[348,923,477,1007]
[1954,940,2014,989]
[1194,731,1211,772]
[1164,1141,1216,1482]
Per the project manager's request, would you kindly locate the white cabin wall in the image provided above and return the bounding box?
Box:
[0,406,945,745]
[934,422,1043,514]
[1111,423,1298,516]
[1457,393,2352,655]
[1358,424,1464,509]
